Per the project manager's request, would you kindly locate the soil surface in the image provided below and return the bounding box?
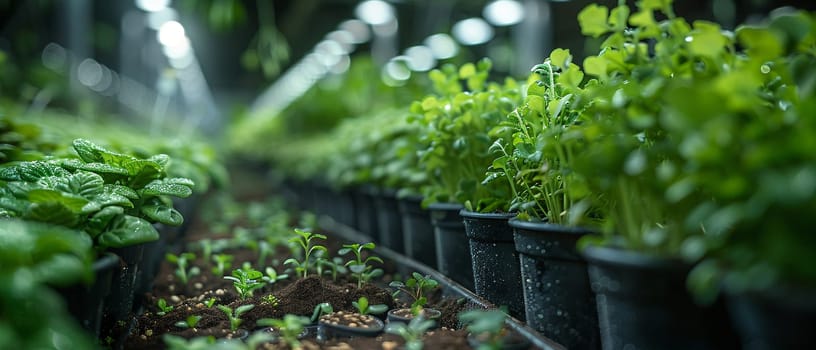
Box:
[122,189,536,349]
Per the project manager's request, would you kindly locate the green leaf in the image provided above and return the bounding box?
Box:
[97,215,159,248]
[72,138,106,163]
[105,184,139,199]
[639,0,672,11]
[687,21,728,58]
[141,180,193,198]
[60,159,128,176]
[549,48,571,69]
[0,161,69,182]
[141,204,184,226]
[86,206,124,236]
[458,63,476,78]
[28,189,88,212]
[608,4,630,31]
[736,26,784,61]
[57,171,104,198]
[578,4,610,38]
[25,202,80,226]
[583,55,608,77]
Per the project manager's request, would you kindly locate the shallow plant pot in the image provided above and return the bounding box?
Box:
[397,195,435,267]
[583,245,739,350]
[374,189,405,254]
[726,288,816,350]
[318,311,385,339]
[386,308,442,327]
[511,218,600,349]
[429,202,473,290]
[101,243,145,341]
[352,185,380,241]
[460,209,524,319]
[56,252,118,337]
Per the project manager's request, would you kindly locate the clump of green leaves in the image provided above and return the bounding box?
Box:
[409,59,522,212]
[352,296,388,316]
[223,267,265,300]
[262,294,280,307]
[459,309,510,350]
[174,315,202,329]
[166,252,200,285]
[217,304,255,331]
[204,297,217,308]
[283,229,327,278]
[339,242,383,288]
[384,314,436,350]
[390,272,439,313]
[256,315,311,349]
[156,298,174,316]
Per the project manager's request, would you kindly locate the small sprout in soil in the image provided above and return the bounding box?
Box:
[352,296,388,316]
[339,242,384,288]
[384,314,436,350]
[257,314,310,349]
[262,266,288,285]
[224,267,265,300]
[156,298,174,316]
[218,304,255,332]
[197,239,213,265]
[257,240,273,267]
[262,294,280,307]
[166,252,200,285]
[316,256,348,282]
[284,229,327,279]
[311,302,334,323]
[211,253,233,276]
[459,309,509,350]
[174,315,202,329]
[204,297,217,308]
[390,272,439,311]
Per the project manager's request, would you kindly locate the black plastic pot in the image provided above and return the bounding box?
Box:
[318,312,385,338]
[314,183,356,228]
[56,252,118,337]
[134,226,169,310]
[511,219,600,350]
[397,195,435,267]
[352,185,379,241]
[460,210,524,319]
[726,288,816,349]
[101,243,145,340]
[429,202,474,290]
[374,189,405,254]
[583,245,739,350]
[386,308,442,326]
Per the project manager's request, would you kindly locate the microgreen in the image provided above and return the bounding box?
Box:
[261,266,288,285]
[174,315,202,329]
[310,302,333,323]
[339,242,384,288]
[384,314,436,350]
[223,267,265,300]
[166,252,200,285]
[283,229,327,278]
[156,298,174,316]
[217,304,255,332]
[256,315,311,349]
[352,296,388,316]
[211,253,233,277]
[389,272,439,311]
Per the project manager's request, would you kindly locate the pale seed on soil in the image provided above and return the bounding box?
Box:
[194,282,203,289]
[170,295,180,303]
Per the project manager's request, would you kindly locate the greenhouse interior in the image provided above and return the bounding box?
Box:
[1,0,815,349]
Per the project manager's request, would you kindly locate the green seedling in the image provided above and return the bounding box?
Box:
[163,334,217,350]
[166,252,200,285]
[217,304,255,331]
[316,256,347,281]
[384,314,436,350]
[352,296,388,316]
[339,242,384,288]
[156,298,174,316]
[459,309,509,350]
[224,267,265,300]
[257,315,311,350]
[204,297,217,308]
[262,266,289,285]
[257,240,273,267]
[311,302,333,323]
[390,272,439,312]
[211,253,234,276]
[283,229,327,278]
[198,239,213,265]
[262,294,280,307]
[174,315,202,329]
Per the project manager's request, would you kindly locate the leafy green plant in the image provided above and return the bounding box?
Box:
[211,253,233,276]
[390,272,439,312]
[459,309,509,350]
[166,252,200,285]
[384,314,436,350]
[409,59,522,212]
[256,314,311,350]
[174,315,202,329]
[261,266,288,284]
[217,304,255,331]
[156,298,174,316]
[352,296,388,316]
[339,242,383,288]
[315,256,347,281]
[223,267,265,300]
[283,229,327,278]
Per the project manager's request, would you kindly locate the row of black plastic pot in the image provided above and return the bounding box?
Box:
[287,181,809,350]
[55,199,196,347]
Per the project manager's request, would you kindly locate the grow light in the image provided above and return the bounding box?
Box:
[452,18,494,46]
[483,0,525,27]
